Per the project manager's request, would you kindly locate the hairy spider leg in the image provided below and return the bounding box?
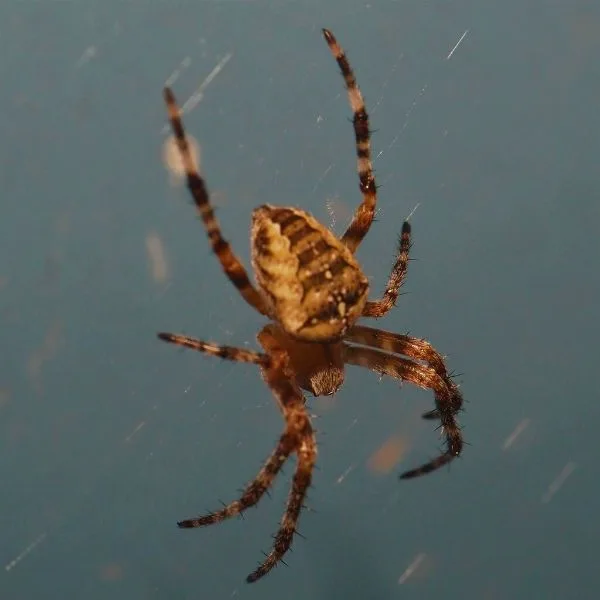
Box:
[345,324,464,419]
[157,332,267,365]
[363,220,412,317]
[163,88,269,316]
[322,28,378,254]
[157,332,316,583]
[249,333,317,582]
[343,344,463,478]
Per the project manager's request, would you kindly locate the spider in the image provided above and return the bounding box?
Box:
[158,28,464,583]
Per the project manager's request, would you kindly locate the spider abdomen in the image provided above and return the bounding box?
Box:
[251,205,369,342]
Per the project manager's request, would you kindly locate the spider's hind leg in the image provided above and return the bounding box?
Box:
[343,343,463,479]
[345,325,464,420]
[246,408,316,583]
[178,427,297,529]
[242,334,317,582]
[157,332,268,365]
[164,330,317,583]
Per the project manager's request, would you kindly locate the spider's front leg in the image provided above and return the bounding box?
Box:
[362,221,412,318]
[163,88,269,316]
[344,344,463,478]
[322,28,378,253]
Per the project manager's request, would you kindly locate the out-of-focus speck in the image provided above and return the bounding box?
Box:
[42,252,62,288]
[56,213,70,235]
[160,52,234,135]
[0,389,9,409]
[335,463,355,485]
[346,417,359,432]
[5,533,47,572]
[242,402,268,412]
[163,134,201,185]
[380,85,427,158]
[502,418,530,450]
[541,462,577,503]
[368,435,407,474]
[27,320,63,394]
[446,29,469,60]
[182,52,233,114]
[99,563,124,581]
[405,202,420,222]
[165,56,193,87]
[75,46,98,68]
[312,164,334,195]
[146,232,169,284]
[398,552,427,584]
[124,421,146,444]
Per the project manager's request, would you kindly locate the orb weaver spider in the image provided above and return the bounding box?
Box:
[158,28,464,583]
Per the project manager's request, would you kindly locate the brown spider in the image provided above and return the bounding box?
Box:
[158,28,464,583]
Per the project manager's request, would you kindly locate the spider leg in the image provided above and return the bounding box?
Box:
[163,329,316,583]
[343,344,462,478]
[163,88,269,316]
[243,335,317,582]
[345,325,463,418]
[178,428,296,528]
[362,221,412,317]
[322,29,377,254]
[158,332,290,529]
[157,332,268,365]
[247,427,317,583]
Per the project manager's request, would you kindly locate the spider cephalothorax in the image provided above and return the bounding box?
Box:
[158,28,464,583]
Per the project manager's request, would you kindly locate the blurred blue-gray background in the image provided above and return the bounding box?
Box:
[2,1,599,598]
